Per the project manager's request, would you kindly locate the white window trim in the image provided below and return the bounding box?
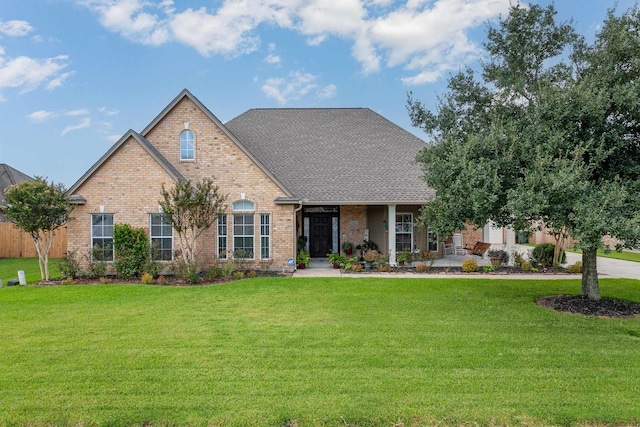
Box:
[91,213,114,262]
[217,214,228,260]
[150,213,173,262]
[395,212,414,252]
[180,129,195,161]
[260,213,271,260]
[232,213,256,260]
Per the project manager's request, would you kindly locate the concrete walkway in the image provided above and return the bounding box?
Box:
[293,248,640,280]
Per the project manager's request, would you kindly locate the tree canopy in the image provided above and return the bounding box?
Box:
[3,177,73,281]
[159,178,227,279]
[409,4,640,300]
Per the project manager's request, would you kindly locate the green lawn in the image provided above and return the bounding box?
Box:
[1,277,640,426]
[0,257,61,284]
[568,248,640,263]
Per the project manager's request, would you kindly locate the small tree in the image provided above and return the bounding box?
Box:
[159,179,227,274]
[113,223,156,279]
[3,178,73,281]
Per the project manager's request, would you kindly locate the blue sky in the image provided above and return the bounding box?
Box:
[0,0,633,187]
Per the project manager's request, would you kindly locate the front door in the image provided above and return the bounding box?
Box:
[309,215,332,257]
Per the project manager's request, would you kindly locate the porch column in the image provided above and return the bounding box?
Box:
[506,226,516,266]
[388,204,396,266]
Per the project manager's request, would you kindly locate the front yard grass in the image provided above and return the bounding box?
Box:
[0,257,61,284]
[568,248,640,263]
[1,277,640,426]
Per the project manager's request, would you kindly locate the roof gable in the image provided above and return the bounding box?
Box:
[69,130,187,197]
[141,89,293,198]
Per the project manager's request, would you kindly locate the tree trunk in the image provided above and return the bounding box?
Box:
[581,248,601,300]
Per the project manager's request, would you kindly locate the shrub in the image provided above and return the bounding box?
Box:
[206,265,224,280]
[530,243,566,269]
[157,275,168,285]
[567,261,583,274]
[99,276,110,284]
[461,258,479,272]
[60,277,75,285]
[351,263,363,272]
[85,247,108,279]
[363,249,380,262]
[487,248,509,267]
[233,271,245,280]
[415,263,428,273]
[483,265,495,272]
[58,250,82,279]
[378,264,390,272]
[113,223,151,279]
[246,270,257,278]
[141,272,153,284]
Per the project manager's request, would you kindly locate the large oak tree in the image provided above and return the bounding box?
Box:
[409,4,640,300]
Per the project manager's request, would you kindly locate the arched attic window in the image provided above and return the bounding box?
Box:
[180,130,194,160]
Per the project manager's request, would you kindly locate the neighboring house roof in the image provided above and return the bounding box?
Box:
[141,89,294,198]
[0,163,34,207]
[225,108,433,204]
[68,130,188,203]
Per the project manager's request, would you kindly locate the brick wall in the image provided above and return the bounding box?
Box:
[68,97,296,271]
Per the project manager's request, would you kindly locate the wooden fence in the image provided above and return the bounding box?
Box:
[0,223,67,258]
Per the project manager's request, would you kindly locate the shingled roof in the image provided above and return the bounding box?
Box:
[0,163,33,206]
[225,108,433,204]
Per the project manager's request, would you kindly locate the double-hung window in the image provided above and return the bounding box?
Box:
[217,214,227,259]
[395,213,413,253]
[91,213,114,261]
[232,200,255,259]
[260,214,270,259]
[150,213,173,261]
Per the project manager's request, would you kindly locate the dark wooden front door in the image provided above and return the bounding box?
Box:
[309,215,332,257]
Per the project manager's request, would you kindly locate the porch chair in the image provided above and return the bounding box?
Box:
[452,233,466,255]
[443,236,454,255]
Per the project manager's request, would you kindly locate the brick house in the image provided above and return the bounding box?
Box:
[67,89,433,271]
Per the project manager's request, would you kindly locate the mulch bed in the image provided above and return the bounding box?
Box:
[537,295,640,318]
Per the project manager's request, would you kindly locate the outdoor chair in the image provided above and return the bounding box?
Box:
[464,241,491,256]
[452,233,466,255]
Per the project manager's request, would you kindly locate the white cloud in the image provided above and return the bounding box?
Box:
[77,0,513,84]
[78,0,170,46]
[0,20,33,37]
[105,134,122,143]
[264,54,281,65]
[61,117,91,136]
[317,84,337,99]
[27,110,57,123]
[262,71,336,104]
[0,53,71,94]
[65,109,90,116]
[99,106,120,115]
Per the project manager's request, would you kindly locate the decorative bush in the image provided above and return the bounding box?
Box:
[363,249,380,262]
[246,270,257,278]
[378,264,390,272]
[530,243,565,269]
[113,223,154,279]
[351,263,363,272]
[415,263,428,273]
[60,277,75,285]
[487,248,509,267]
[567,261,583,274]
[483,265,495,272]
[233,271,245,280]
[157,275,168,285]
[206,265,224,280]
[58,250,81,279]
[461,258,479,272]
[141,272,153,285]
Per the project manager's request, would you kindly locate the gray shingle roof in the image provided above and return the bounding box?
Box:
[0,164,34,206]
[225,108,434,204]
